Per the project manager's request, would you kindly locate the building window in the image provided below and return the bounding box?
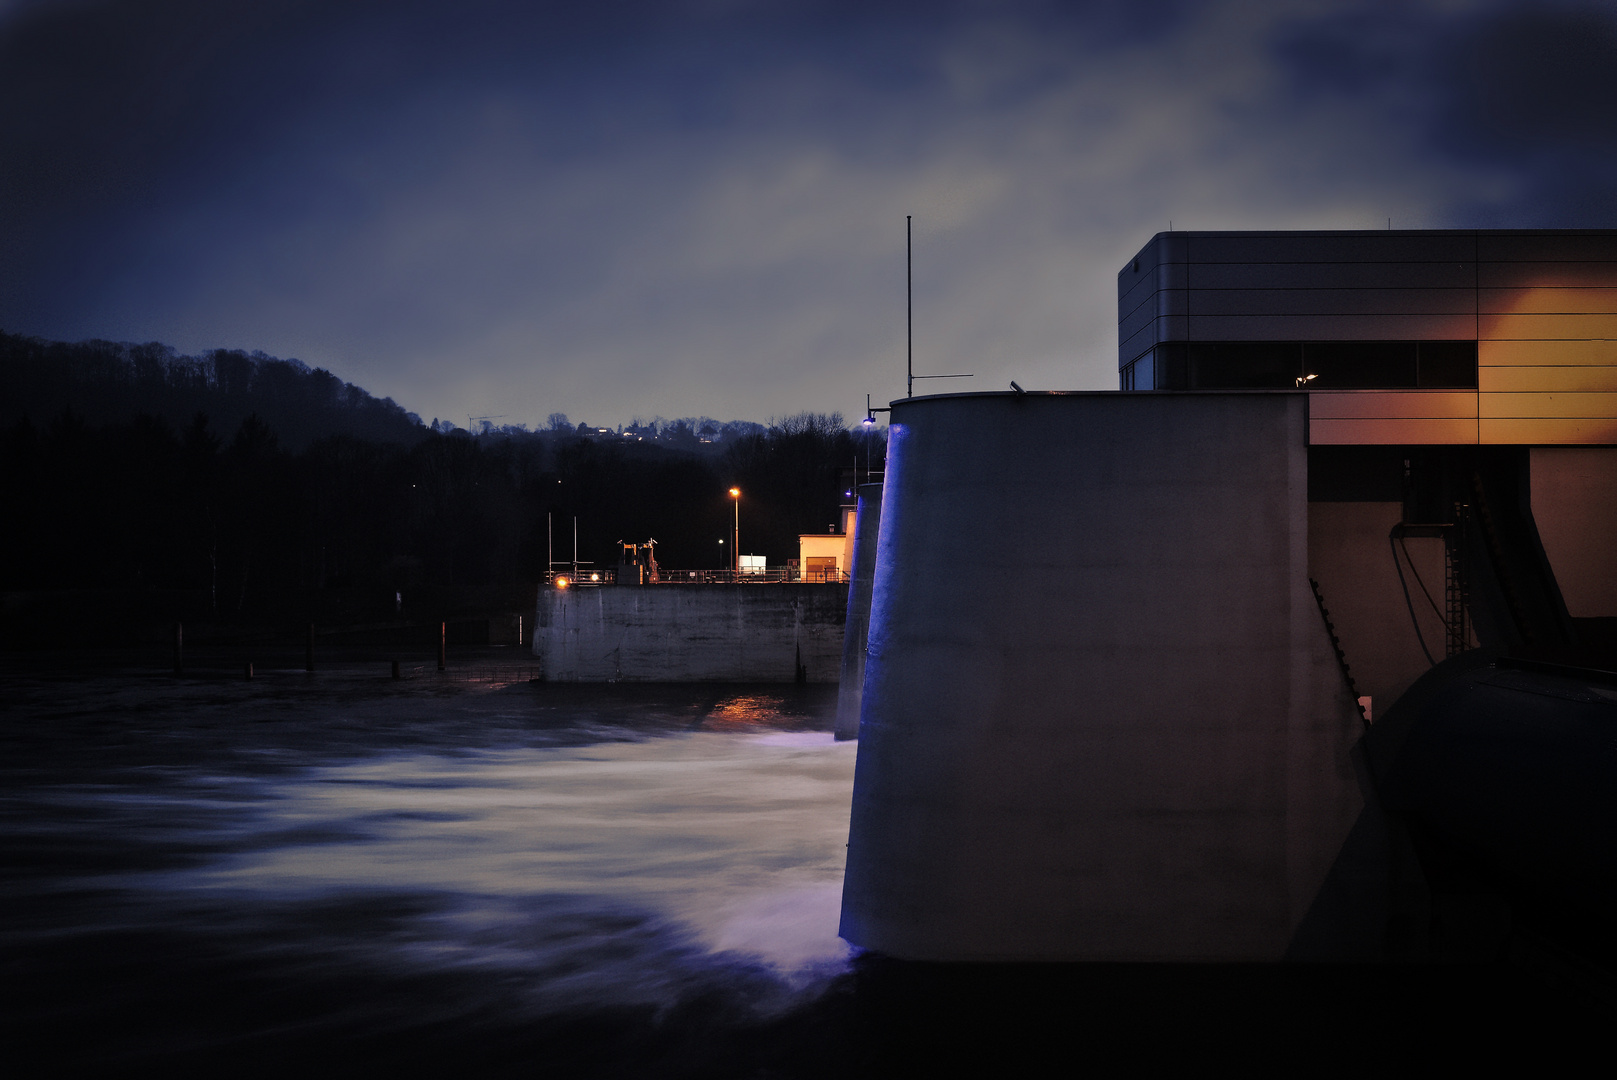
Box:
[1149,341,1477,390]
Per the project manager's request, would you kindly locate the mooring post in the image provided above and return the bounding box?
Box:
[306,621,315,673]
[173,621,183,676]
[245,660,254,681]
[438,621,447,671]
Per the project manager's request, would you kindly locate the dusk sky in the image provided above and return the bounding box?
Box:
[4,0,1616,428]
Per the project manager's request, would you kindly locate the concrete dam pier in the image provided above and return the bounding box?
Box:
[839,391,1369,961]
[532,582,846,682]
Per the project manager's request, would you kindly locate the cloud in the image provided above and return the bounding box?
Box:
[4,1,1613,425]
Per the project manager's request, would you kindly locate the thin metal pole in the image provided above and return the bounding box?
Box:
[573,517,578,578]
[734,498,740,576]
[906,215,912,398]
[547,511,552,583]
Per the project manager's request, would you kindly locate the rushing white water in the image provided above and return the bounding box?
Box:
[11,690,861,1022]
[165,731,858,973]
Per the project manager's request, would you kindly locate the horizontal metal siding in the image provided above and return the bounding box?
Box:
[1309,417,1478,445]
[1308,391,1478,420]
[1480,340,1617,366]
[1481,367,1617,392]
[1184,313,1477,340]
[1187,288,1475,317]
[1477,262,1617,288]
[1479,287,1617,313]
[1186,233,1476,263]
[1190,262,1475,289]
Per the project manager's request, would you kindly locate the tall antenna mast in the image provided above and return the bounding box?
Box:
[901,215,973,398]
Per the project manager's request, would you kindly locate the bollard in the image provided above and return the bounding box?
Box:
[438,621,446,671]
[173,621,183,676]
[391,659,401,680]
[245,660,254,681]
[306,622,315,673]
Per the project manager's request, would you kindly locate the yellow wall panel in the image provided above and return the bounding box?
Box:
[1480,313,1617,339]
[1480,366,1617,392]
[1479,287,1617,314]
[1307,390,1477,419]
[1309,417,1477,445]
[1479,392,1617,418]
[1480,339,1617,366]
[1482,417,1617,444]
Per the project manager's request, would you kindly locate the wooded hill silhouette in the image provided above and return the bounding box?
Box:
[1,331,425,449]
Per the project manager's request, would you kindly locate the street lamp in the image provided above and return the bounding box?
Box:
[729,488,741,576]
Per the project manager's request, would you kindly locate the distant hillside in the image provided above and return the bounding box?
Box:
[0,331,426,449]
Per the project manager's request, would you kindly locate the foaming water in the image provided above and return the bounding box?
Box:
[0,673,863,1063]
[5,667,1611,1071]
[156,732,858,986]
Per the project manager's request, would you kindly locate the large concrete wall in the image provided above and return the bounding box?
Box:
[834,483,883,740]
[839,391,1368,961]
[533,583,845,682]
[1307,501,1449,715]
[1531,447,1617,617]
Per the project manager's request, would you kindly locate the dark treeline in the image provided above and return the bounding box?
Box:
[1,330,426,449]
[2,403,885,644]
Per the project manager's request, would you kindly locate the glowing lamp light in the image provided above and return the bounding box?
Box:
[729,487,741,498]
[555,576,570,589]
[590,573,600,582]
[1295,373,1319,387]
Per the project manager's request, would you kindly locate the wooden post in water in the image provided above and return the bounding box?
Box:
[438,621,447,671]
[173,621,183,676]
[305,622,315,673]
[245,660,254,681]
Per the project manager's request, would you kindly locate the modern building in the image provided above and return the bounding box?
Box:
[839,230,1617,963]
[1119,229,1617,709]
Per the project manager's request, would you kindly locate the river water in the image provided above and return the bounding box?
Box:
[2,656,1610,1075]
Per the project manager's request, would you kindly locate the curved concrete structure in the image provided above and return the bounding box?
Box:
[839,391,1370,961]
[834,482,883,740]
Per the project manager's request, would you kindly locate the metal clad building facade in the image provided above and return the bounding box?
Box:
[1118,230,1617,445]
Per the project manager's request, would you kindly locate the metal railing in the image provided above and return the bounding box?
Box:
[545,568,848,586]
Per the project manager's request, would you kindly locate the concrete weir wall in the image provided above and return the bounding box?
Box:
[533,583,846,682]
[834,482,883,740]
[839,391,1369,961]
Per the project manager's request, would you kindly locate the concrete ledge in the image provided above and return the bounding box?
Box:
[533,583,846,682]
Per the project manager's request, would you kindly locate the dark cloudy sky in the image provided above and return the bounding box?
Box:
[4,1,1616,426]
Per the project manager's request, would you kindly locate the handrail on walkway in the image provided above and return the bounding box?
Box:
[544,568,848,586]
